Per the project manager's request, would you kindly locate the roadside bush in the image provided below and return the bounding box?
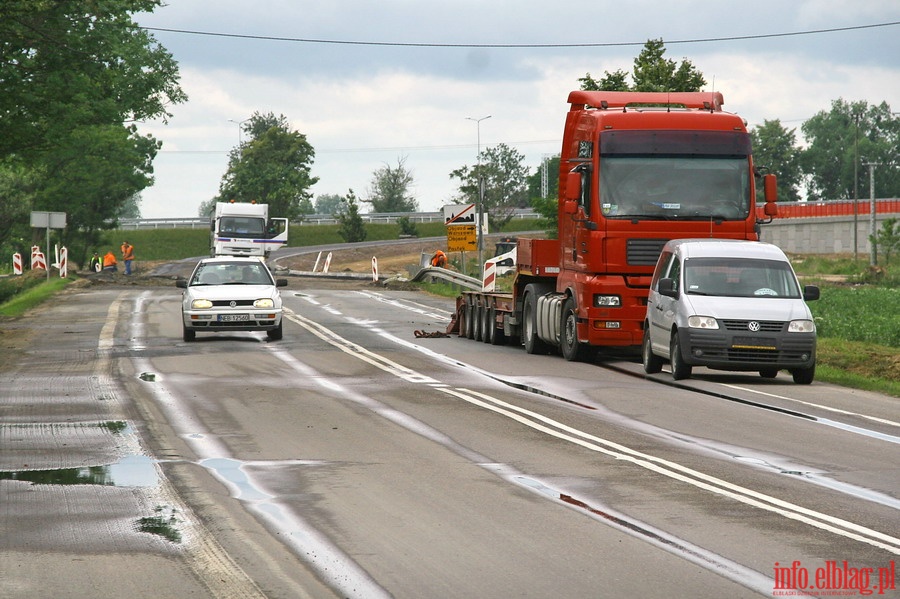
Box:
[809,285,900,347]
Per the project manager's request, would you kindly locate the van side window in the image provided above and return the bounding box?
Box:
[652,251,674,288]
[667,257,682,293]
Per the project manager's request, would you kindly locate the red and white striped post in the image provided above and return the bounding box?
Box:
[372,257,378,282]
[31,246,46,271]
[12,252,23,275]
[59,247,67,278]
[323,251,333,273]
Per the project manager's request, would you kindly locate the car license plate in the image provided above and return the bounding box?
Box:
[219,314,250,322]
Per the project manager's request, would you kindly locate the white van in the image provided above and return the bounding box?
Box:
[642,239,819,384]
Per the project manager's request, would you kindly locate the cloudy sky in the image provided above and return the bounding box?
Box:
[133,1,900,219]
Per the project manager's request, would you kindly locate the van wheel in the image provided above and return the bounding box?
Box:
[670,332,692,380]
[523,289,551,355]
[759,368,779,379]
[560,298,588,362]
[791,364,815,385]
[642,328,663,374]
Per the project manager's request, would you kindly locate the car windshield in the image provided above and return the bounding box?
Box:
[684,258,801,298]
[599,156,750,220]
[191,261,273,286]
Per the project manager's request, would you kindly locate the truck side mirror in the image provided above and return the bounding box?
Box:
[564,171,582,201]
[763,174,778,217]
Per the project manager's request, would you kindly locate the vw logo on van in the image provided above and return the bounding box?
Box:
[748,321,761,332]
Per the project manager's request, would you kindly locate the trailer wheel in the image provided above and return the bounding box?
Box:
[560,298,588,362]
[482,302,493,344]
[489,306,506,345]
[465,300,475,339]
[474,301,484,342]
[523,288,551,354]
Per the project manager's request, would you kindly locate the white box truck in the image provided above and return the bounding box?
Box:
[210,201,288,259]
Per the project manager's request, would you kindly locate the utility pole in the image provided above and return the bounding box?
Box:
[466,115,491,272]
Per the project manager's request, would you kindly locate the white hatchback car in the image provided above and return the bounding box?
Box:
[176,257,287,342]
[643,239,819,384]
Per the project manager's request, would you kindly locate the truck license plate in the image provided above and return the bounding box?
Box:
[219,314,250,322]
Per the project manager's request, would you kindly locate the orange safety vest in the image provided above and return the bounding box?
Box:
[121,244,134,260]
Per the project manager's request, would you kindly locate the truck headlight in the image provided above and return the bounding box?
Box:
[593,295,621,307]
[687,316,718,329]
[254,298,275,309]
[788,319,815,333]
[191,299,213,309]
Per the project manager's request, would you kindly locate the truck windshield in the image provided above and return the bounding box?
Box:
[684,258,801,298]
[219,217,265,237]
[599,156,750,220]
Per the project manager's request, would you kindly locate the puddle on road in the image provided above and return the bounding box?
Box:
[0,454,159,488]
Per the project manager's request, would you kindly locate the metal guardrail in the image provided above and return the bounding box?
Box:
[409,266,482,290]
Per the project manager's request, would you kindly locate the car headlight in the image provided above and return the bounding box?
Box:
[788,319,815,333]
[593,295,621,307]
[191,299,213,309]
[254,298,275,309]
[687,316,718,329]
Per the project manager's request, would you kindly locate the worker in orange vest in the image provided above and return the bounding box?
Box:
[121,241,135,275]
[102,250,117,271]
[430,249,447,268]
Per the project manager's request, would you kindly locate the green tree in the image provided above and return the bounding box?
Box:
[213,112,318,221]
[750,120,802,203]
[314,193,344,215]
[118,193,143,220]
[336,189,367,243]
[526,155,560,237]
[0,0,185,256]
[365,156,418,213]
[579,39,705,92]
[800,99,900,201]
[450,143,529,231]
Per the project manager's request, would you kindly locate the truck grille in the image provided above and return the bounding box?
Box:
[627,239,668,265]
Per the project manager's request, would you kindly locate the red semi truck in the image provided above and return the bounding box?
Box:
[452,90,778,360]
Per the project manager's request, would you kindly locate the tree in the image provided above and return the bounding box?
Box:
[450,143,529,231]
[336,189,367,243]
[314,193,344,215]
[0,0,185,255]
[118,193,143,219]
[526,155,560,237]
[365,156,418,213]
[801,100,900,201]
[579,39,705,92]
[750,120,803,203]
[213,112,318,221]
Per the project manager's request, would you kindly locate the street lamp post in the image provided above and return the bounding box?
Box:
[228,118,250,143]
[466,115,491,273]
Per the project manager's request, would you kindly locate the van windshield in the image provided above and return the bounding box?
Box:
[684,258,801,298]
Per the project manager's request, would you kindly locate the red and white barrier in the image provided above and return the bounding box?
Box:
[59,247,67,278]
[372,257,378,282]
[12,252,23,275]
[482,260,497,292]
[323,251,333,273]
[31,246,46,271]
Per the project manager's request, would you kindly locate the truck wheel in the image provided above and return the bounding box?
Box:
[482,303,494,344]
[465,301,475,339]
[670,332,692,380]
[183,324,196,342]
[474,302,484,342]
[523,289,551,355]
[489,306,506,346]
[560,298,588,362]
[791,364,815,385]
[642,328,663,374]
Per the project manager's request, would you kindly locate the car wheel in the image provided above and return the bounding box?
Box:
[523,290,551,354]
[791,364,815,385]
[182,323,196,342]
[670,332,692,380]
[560,298,587,362]
[267,321,283,341]
[759,368,779,379]
[642,328,663,374]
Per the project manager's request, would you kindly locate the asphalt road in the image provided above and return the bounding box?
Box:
[1,277,897,598]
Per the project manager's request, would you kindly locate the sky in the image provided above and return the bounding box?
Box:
[133,1,900,219]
